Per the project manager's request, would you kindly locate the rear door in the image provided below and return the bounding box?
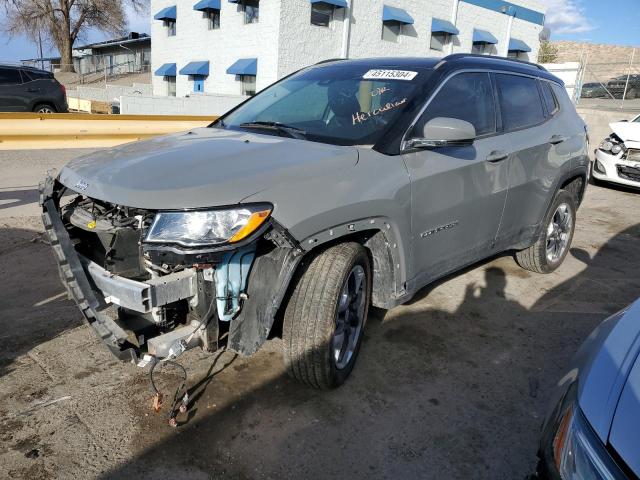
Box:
[496,73,573,247]
[402,71,511,287]
[0,67,25,111]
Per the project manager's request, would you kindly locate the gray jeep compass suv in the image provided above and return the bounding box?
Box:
[0,64,68,113]
[41,54,589,392]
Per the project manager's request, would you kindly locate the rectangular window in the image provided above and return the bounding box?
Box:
[311,3,333,27]
[414,72,496,137]
[541,81,559,116]
[430,32,448,51]
[0,67,23,85]
[205,10,220,30]
[382,22,401,43]
[495,74,546,131]
[507,51,520,59]
[241,75,256,96]
[164,19,176,36]
[242,0,259,24]
[166,76,176,97]
[472,43,487,55]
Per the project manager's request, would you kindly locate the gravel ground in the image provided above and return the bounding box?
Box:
[1,149,639,480]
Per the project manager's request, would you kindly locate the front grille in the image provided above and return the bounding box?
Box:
[627,149,640,162]
[617,164,640,183]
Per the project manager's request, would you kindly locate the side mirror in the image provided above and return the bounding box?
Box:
[405,117,477,150]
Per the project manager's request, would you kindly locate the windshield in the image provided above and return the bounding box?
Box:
[216,63,430,146]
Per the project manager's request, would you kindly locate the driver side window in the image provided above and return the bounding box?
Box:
[413,72,497,138]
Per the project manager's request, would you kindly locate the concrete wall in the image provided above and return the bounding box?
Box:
[120,92,248,116]
[151,0,282,97]
[68,83,152,102]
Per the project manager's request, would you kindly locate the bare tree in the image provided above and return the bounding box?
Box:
[3,0,147,72]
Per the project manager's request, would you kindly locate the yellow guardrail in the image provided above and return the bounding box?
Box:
[0,113,218,150]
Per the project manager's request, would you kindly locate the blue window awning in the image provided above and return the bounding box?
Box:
[473,29,498,44]
[194,0,221,10]
[154,6,176,21]
[155,63,177,77]
[310,0,348,7]
[431,18,459,35]
[227,58,257,76]
[179,61,210,76]
[382,5,414,25]
[509,38,531,53]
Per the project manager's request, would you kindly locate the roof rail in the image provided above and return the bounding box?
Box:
[314,58,346,65]
[442,53,547,72]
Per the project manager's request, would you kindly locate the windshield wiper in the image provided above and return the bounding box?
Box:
[239,121,307,139]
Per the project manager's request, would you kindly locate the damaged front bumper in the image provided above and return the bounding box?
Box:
[40,175,303,363]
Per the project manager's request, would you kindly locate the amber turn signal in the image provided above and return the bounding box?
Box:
[229,209,271,243]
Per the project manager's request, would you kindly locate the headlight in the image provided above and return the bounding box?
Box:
[611,144,623,155]
[551,386,626,479]
[599,140,613,152]
[145,206,271,247]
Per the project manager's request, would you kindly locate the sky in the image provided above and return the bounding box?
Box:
[1,0,639,62]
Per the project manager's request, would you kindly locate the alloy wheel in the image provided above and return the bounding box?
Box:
[546,203,573,263]
[332,264,366,370]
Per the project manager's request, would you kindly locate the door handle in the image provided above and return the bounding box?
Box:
[26,88,39,92]
[549,135,568,145]
[485,150,509,163]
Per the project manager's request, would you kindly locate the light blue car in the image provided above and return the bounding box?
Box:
[538,299,640,479]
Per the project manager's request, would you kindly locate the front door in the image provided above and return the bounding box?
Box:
[402,71,510,288]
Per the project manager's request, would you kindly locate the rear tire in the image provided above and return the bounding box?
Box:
[282,243,371,389]
[515,190,576,274]
[33,103,56,113]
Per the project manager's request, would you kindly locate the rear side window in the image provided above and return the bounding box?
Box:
[541,81,559,116]
[0,67,23,85]
[22,70,53,81]
[495,74,545,131]
[415,72,496,137]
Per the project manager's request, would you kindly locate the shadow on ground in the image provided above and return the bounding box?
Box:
[0,226,83,379]
[93,224,640,480]
[0,189,39,211]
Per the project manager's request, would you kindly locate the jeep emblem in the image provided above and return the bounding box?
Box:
[74,180,89,191]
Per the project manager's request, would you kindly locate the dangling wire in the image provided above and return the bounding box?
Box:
[149,359,188,427]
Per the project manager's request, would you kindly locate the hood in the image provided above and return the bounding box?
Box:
[608,353,640,476]
[59,128,359,209]
[577,298,640,446]
[610,121,640,147]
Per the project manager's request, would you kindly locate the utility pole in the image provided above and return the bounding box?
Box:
[621,48,636,109]
[38,30,44,70]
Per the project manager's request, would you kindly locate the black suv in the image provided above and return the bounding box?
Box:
[0,64,68,113]
[607,74,640,100]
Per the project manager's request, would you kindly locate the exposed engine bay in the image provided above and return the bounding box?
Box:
[40,176,303,366]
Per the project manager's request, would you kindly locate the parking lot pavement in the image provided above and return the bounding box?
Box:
[1,149,639,480]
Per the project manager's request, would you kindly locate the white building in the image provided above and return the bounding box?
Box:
[151,0,546,98]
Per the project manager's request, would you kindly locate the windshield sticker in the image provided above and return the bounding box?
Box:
[371,86,391,97]
[363,69,418,81]
[352,98,408,125]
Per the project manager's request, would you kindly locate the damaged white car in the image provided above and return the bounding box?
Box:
[593,115,640,188]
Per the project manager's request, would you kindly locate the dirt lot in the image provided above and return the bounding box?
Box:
[1,149,640,480]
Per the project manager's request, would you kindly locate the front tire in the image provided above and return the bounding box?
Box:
[282,243,371,389]
[515,190,576,274]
